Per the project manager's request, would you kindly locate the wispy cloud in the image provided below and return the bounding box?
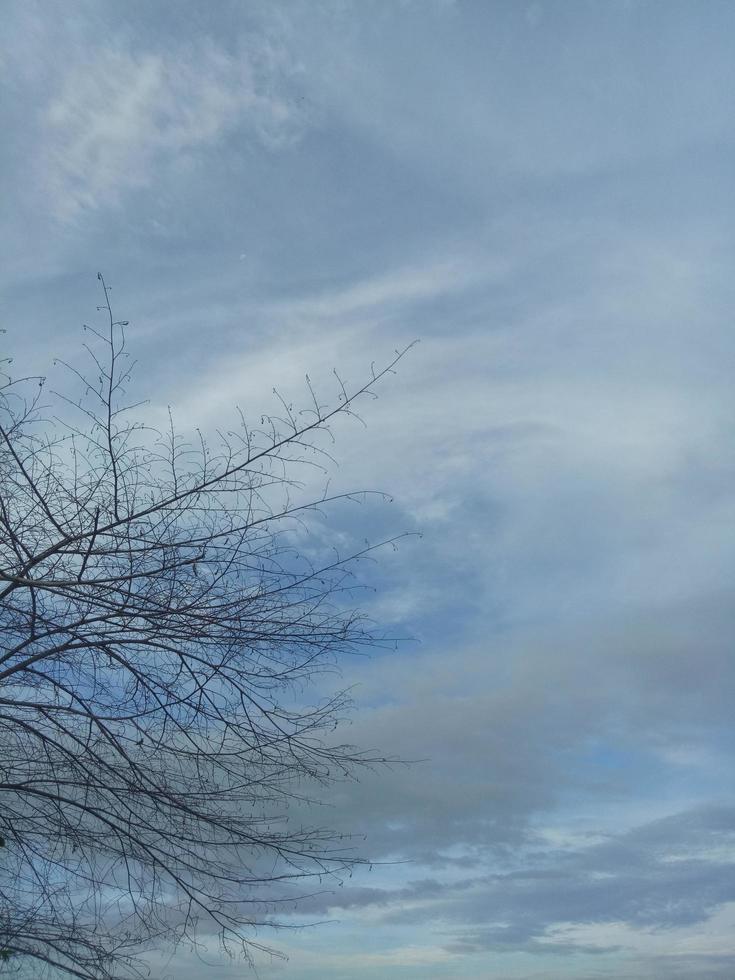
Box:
[40,36,307,221]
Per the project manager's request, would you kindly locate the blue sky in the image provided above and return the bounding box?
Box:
[3,1,735,977]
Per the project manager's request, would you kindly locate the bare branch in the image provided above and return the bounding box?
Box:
[0,279,413,978]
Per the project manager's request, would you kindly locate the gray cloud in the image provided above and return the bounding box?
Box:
[280,805,735,964]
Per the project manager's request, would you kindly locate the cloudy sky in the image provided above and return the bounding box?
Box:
[3,2,735,978]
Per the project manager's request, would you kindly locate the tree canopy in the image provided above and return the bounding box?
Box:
[0,277,411,978]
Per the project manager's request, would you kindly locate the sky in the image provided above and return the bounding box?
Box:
[3,1,735,978]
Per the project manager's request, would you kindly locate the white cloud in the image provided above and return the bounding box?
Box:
[41,36,307,221]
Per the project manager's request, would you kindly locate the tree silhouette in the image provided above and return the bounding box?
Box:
[0,276,411,978]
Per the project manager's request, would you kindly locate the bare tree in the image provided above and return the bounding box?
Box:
[0,276,412,979]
